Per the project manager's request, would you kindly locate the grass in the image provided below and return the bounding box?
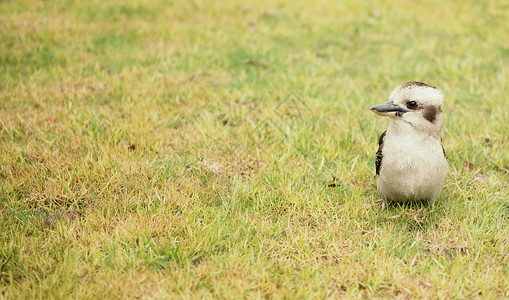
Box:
[1,0,508,298]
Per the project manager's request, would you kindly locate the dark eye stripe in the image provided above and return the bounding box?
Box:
[424,106,438,123]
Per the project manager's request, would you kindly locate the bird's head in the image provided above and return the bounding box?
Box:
[370,82,444,137]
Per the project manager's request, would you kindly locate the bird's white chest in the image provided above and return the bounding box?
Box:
[378,133,448,202]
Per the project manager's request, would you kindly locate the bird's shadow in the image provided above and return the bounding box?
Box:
[375,200,444,231]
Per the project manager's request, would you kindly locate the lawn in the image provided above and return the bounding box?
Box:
[1,0,508,298]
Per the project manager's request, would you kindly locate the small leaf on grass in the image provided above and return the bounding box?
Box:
[44,210,83,226]
[361,203,375,210]
[475,173,487,182]
[188,72,209,81]
[463,160,475,172]
[62,210,83,220]
[463,160,487,181]
[385,215,401,219]
[406,209,425,224]
[385,210,425,224]
[244,60,269,69]
[427,242,469,256]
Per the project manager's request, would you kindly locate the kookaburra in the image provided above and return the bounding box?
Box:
[370,82,448,207]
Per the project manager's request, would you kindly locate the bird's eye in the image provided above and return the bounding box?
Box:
[407,101,418,109]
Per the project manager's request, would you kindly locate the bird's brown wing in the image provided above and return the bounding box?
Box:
[441,137,446,157]
[375,131,386,176]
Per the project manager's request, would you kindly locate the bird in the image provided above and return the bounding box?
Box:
[370,81,448,208]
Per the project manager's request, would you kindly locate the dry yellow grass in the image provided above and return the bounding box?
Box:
[1,0,508,298]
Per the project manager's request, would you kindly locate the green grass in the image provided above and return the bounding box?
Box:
[1,0,508,298]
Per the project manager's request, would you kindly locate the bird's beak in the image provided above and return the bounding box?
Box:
[370,101,409,117]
